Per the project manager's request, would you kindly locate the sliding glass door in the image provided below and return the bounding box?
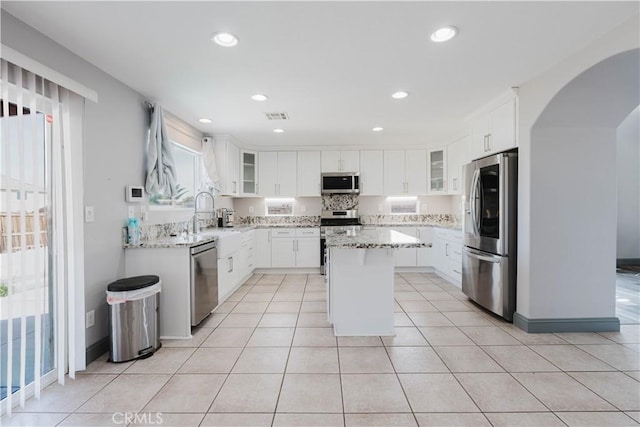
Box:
[1,93,55,405]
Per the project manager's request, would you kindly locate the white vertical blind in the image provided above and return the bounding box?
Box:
[0,58,86,416]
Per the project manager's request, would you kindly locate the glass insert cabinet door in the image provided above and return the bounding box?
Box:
[241,150,257,195]
[428,148,446,192]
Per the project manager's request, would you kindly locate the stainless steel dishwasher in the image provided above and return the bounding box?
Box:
[191,241,218,326]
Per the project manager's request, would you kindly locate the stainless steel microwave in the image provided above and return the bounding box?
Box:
[321,173,360,194]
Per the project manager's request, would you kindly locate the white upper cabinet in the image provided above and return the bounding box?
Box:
[214,136,240,196]
[321,150,360,173]
[277,152,297,196]
[240,149,258,196]
[383,150,405,195]
[405,149,427,195]
[341,150,360,172]
[427,148,447,194]
[258,151,278,197]
[489,99,517,153]
[359,150,384,195]
[321,151,341,172]
[384,149,427,195]
[258,151,297,197]
[468,91,517,161]
[446,136,467,195]
[297,151,321,196]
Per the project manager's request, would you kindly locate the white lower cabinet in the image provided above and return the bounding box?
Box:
[271,236,297,268]
[433,228,462,284]
[391,227,417,267]
[217,255,236,301]
[255,229,272,268]
[217,230,256,302]
[295,232,321,268]
[264,228,320,268]
[125,247,191,339]
[416,227,436,267]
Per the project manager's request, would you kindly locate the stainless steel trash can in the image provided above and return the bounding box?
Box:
[107,275,161,363]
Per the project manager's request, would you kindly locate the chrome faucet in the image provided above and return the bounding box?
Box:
[192,191,215,234]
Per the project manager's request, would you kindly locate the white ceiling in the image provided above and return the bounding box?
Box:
[2,1,638,148]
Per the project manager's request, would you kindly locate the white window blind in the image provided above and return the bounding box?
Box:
[1,58,86,416]
[164,111,203,153]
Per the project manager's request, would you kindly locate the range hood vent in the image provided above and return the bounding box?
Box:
[265,112,289,120]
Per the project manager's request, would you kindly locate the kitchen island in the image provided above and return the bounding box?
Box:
[325,228,431,336]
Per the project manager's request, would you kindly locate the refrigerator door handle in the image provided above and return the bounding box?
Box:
[464,246,500,263]
[470,169,481,236]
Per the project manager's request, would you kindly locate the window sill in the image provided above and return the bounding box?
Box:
[148,205,194,213]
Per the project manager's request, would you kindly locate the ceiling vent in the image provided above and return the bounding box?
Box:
[265,112,289,120]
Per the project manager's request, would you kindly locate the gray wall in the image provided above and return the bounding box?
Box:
[616,106,640,259]
[2,11,149,348]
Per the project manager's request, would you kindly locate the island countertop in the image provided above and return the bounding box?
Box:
[326,228,432,249]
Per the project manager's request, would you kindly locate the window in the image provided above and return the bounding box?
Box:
[265,198,294,216]
[149,142,203,208]
[389,196,419,214]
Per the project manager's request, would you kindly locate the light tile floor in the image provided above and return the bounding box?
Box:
[3,273,639,426]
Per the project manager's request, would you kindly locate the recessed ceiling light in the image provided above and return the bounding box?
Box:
[391,91,409,99]
[212,32,239,47]
[251,94,268,101]
[199,118,212,123]
[430,26,457,42]
[372,127,384,132]
[273,128,284,133]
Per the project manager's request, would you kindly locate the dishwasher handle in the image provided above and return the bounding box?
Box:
[191,241,216,255]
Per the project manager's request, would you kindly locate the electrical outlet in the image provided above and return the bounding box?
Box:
[128,206,135,218]
[248,206,254,214]
[85,310,95,328]
[84,206,95,223]
[300,205,306,213]
[378,204,383,213]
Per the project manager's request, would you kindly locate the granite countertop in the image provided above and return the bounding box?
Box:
[124,224,321,249]
[365,223,462,231]
[326,228,432,249]
[254,224,320,229]
[123,234,218,249]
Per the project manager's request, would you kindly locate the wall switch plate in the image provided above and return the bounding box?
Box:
[85,310,95,328]
[84,206,95,223]
[127,206,135,218]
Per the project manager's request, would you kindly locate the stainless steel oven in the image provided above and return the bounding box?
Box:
[320,210,361,274]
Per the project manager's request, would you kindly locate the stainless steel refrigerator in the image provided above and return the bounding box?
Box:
[462,150,517,321]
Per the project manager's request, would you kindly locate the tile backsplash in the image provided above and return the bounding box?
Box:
[359,214,460,227]
[237,215,320,226]
[321,194,359,210]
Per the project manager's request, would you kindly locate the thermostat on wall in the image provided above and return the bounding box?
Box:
[126,185,144,203]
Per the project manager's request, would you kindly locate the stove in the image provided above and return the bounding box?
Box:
[320,210,362,273]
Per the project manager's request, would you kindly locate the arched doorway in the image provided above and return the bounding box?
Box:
[515,48,639,332]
